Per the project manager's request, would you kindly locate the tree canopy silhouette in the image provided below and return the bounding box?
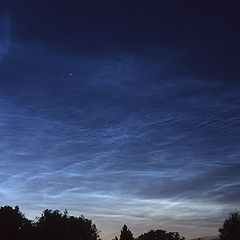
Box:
[0,205,99,240]
[219,210,240,240]
[0,205,32,240]
[35,209,99,240]
[0,205,188,240]
[136,229,185,240]
[120,225,134,240]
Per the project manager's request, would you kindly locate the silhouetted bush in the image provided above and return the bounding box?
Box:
[219,210,240,240]
[136,229,185,240]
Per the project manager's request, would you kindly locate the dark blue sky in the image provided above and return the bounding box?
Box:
[0,1,240,239]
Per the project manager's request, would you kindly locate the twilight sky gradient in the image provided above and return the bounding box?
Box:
[0,1,240,239]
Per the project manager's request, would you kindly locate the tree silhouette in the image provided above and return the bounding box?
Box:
[0,205,99,240]
[0,205,188,240]
[0,205,32,240]
[120,225,134,240]
[219,210,240,240]
[35,208,99,240]
[136,229,185,240]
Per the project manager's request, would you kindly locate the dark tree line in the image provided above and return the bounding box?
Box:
[0,205,239,240]
[0,206,99,240]
[115,210,240,240]
[115,225,185,240]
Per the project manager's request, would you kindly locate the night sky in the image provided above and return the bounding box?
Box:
[0,1,240,239]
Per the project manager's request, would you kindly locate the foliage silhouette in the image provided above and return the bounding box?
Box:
[35,209,99,240]
[120,225,134,240]
[219,210,240,240]
[0,205,32,240]
[0,205,189,240]
[0,205,99,240]
[136,229,185,240]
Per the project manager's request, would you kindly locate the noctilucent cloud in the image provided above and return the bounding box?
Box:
[0,2,240,239]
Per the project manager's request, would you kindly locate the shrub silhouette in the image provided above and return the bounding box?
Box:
[136,229,185,240]
[219,210,240,240]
